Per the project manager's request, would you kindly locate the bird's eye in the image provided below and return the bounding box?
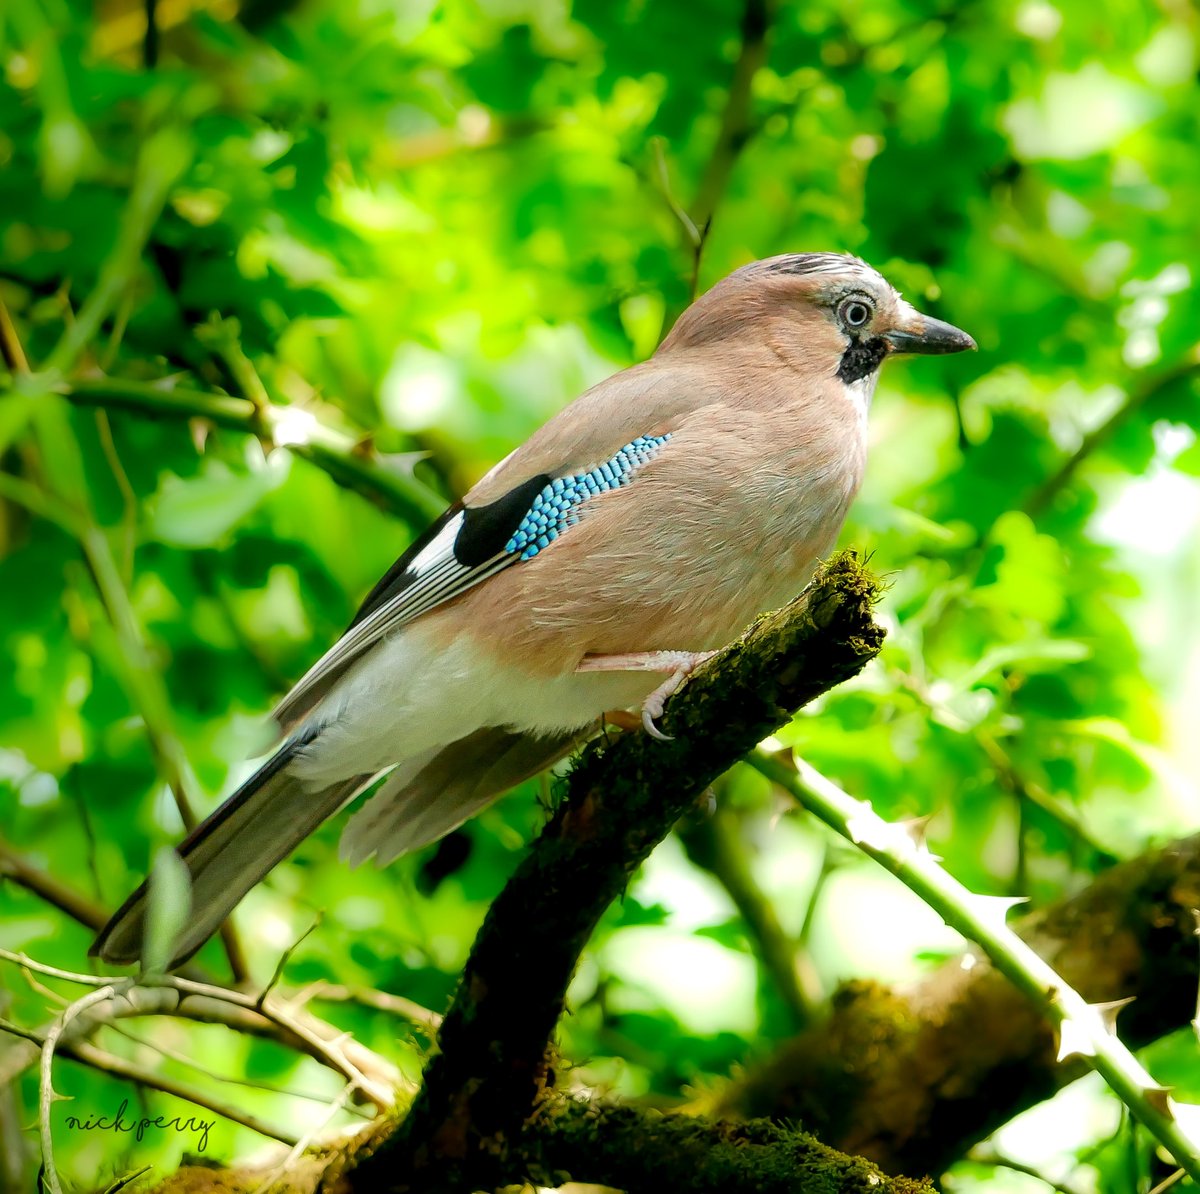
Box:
[839,298,873,329]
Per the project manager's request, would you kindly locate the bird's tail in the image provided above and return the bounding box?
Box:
[91,745,374,970]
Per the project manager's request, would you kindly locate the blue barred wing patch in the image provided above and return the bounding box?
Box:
[505,434,671,559]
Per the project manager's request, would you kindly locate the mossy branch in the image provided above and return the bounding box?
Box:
[145,1103,930,1194]
[517,1102,930,1194]
[341,551,886,1193]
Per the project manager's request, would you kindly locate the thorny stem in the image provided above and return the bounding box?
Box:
[748,751,1200,1185]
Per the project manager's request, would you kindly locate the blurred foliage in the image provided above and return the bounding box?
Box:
[1,0,1199,1190]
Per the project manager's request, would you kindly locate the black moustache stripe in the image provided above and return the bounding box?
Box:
[837,336,888,384]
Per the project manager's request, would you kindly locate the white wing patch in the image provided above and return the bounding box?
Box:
[271,510,513,733]
[409,515,462,576]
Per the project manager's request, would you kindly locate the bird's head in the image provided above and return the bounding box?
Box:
[659,252,975,400]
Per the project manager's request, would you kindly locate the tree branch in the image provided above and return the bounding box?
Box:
[691,0,774,232]
[58,377,444,525]
[0,839,108,931]
[133,1102,933,1194]
[342,551,885,1192]
[679,799,817,1028]
[0,296,30,373]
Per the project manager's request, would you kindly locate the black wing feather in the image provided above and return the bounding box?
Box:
[272,474,553,733]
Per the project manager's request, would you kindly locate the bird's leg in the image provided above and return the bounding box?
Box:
[577,650,718,741]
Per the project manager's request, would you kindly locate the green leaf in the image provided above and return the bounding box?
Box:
[148,456,287,547]
[142,845,192,977]
[957,638,1091,690]
[0,391,34,454]
[1173,439,1200,476]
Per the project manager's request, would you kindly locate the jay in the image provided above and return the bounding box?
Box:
[93,252,974,969]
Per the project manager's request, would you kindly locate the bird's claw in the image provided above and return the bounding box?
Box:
[641,700,674,741]
[581,649,715,743]
[638,653,715,741]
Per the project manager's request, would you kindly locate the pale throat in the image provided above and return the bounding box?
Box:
[841,371,880,421]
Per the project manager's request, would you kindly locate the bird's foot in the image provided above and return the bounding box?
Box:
[578,650,717,741]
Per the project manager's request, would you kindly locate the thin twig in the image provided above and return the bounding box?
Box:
[651,138,703,251]
[977,731,1118,865]
[0,994,29,1190]
[13,961,71,1011]
[102,1166,152,1192]
[654,0,774,339]
[249,1081,358,1193]
[60,377,445,524]
[40,982,126,1194]
[690,0,774,231]
[98,289,135,372]
[1147,1167,1187,1194]
[966,1146,1086,1194]
[301,981,443,1032]
[0,294,30,373]
[197,314,273,435]
[0,948,114,987]
[0,840,109,930]
[1025,345,1200,517]
[143,0,159,69]
[0,472,85,535]
[258,917,322,1010]
[102,1019,373,1116]
[895,668,1117,864]
[216,922,251,989]
[795,838,834,951]
[70,1035,297,1146]
[70,780,108,906]
[650,138,708,312]
[92,409,139,584]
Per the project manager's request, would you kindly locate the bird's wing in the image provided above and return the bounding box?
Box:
[338,723,590,867]
[270,428,676,734]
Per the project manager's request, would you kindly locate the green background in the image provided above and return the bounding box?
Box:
[1,0,1199,1189]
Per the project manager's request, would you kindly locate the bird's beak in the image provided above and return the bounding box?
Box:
[885,307,976,356]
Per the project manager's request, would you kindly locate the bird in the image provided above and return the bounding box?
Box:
[92,252,975,970]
